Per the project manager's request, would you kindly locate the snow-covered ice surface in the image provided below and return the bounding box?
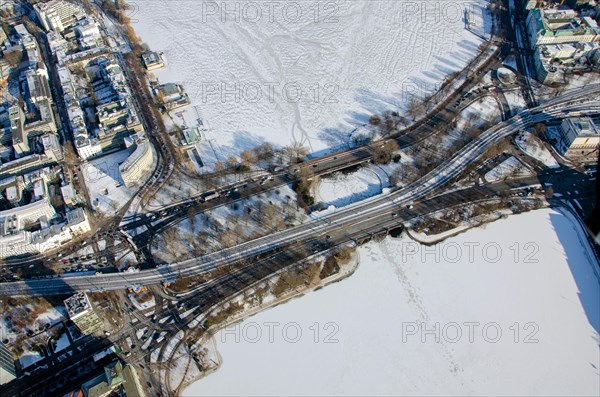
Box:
[184,208,599,396]
[134,0,491,157]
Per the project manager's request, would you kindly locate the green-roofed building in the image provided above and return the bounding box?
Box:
[526,8,600,48]
[81,361,146,397]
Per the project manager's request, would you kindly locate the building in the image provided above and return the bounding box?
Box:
[527,8,600,49]
[64,293,103,335]
[9,64,57,158]
[1,176,23,205]
[10,99,58,157]
[41,133,64,162]
[183,126,203,145]
[155,83,190,110]
[0,198,57,233]
[24,67,52,105]
[0,196,57,257]
[74,17,102,50]
[557,117,600,156]
[8,105,29,156]
[96,100,138,153]
[141,51,165,71]
[56,55,142,160]
[34,0,84,33]
[119,138,156,188]
[81,361,147,397]
[14,25,37,51]
[66,208,90,236]
[0,341,16,385]
[74,134,102,160]
[61,183,78,205]
[533,42,600,83]
[0,154,52,179]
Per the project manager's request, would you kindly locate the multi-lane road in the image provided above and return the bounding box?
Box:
[2,89,599,296]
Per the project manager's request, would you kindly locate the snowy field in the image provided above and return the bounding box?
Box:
[134,0,491,158]
[184,208,599,396]
[515,131,560,169]
[316,166,389,207]
[484,156,532,183]
[457,95,501,130]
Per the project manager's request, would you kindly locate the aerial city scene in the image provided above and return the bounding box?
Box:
[0,0,598,395]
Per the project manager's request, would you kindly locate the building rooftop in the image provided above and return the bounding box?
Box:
[64,292,93,319]
[66,207,86,226]
[565,117,600,136]
[120,140,151,174]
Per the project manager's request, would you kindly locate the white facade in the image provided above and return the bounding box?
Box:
[34,0,84,33]
[75,137,103,159]
[119,139,156,188]
[0,198,58,258]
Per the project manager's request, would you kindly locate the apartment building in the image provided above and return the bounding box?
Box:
[34,0,84,33]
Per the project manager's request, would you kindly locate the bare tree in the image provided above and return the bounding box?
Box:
[284,142,308,164]
[370,140,400,164]
[369,114,381,125]
[3,48,22,68]
[214,161,226,173]
[407,100,425,121]
[253,143,275,162]
[240,150,257,166]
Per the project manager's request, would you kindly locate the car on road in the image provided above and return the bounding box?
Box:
[203,192,219,201]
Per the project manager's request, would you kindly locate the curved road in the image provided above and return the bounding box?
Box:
[2,92,599,296]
